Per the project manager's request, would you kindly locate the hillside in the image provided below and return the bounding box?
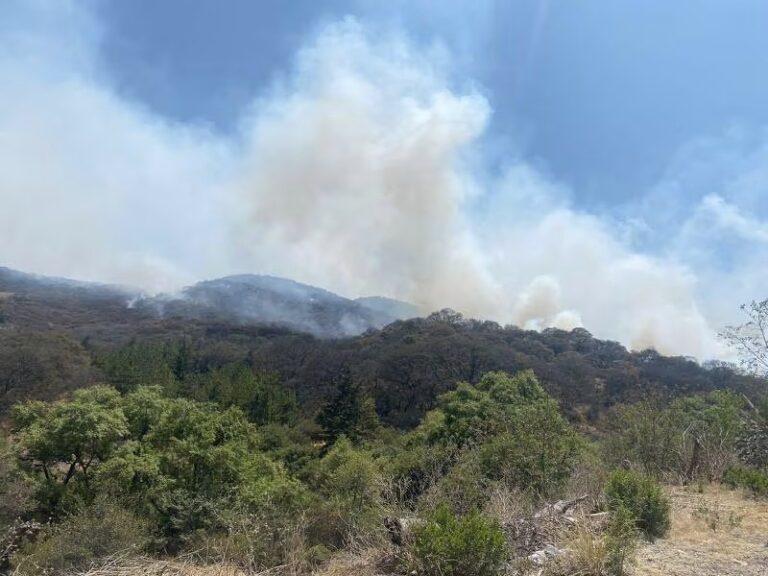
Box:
[0,267,415,339]
[0,267,762,424]
[2,268,768,576]
[137,274,415,337]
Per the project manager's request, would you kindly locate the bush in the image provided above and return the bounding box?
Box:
[605,505,639,575]
[12,499,149,575]
[605,469,670,540]
[723,465,768,497]
[420,449,489,515]
[303,437,385,548]
[418,371,580,498]
[410,505,506,576]
[478,429,579,496]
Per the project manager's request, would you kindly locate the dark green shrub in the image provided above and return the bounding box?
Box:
[410,505,506,576]
[605,469,670,540]
[478,429,579,496]
[723,465,768,497]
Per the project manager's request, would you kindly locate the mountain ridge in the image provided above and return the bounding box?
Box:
[0,267,417,338]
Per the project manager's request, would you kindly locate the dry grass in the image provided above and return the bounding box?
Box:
[66,485,768,576]
[74,546,398,576]
[73,555,252,576]
[313,548,392,576]
[635,484,768,576]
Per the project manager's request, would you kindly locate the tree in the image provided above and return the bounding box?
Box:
[419,371,581,496]
[317,370,380,445]
[721,300,768,376]
[720,301,768,471]
[198,364,297,425]
[11,386,128,513]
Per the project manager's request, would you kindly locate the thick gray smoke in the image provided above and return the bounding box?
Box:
[2,3,759,359]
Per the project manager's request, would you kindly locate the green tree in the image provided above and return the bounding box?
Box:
[10,385,306,553]
[96,342,176,394]
[11,386,128,514]
[199,364,297,425]
[419,371,580,496]
[317,370,380,445]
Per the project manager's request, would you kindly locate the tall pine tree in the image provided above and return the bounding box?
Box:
[317,369,380,445]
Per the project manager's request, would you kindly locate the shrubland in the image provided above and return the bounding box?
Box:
[0,305,766,574]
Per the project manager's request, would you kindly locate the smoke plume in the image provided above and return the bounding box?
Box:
[0,3,753,359]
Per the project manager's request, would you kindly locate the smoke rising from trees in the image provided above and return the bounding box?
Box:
[0,3,746,358]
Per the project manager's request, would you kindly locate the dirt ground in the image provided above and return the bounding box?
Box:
[635,484,768,576]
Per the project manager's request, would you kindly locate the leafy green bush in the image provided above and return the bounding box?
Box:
[12,499,148,575]
[723,465,768,497]
[479,429,579,496]
[422,449,489,515]
[410,505,506,576]
[419,371,580,497]
[303,437,385,547]
[605,469,670,540]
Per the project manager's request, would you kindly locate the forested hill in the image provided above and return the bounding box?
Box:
[0,267,417,338]
[0,267,763,426]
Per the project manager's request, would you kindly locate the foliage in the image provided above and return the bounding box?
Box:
[723,465,768,497]
[193,364,298,425]
[422,449,489,515]
[11,386,128,515]
[304,437,384,547]
[0,433,33,527]
[3,288,764,428]
[381,433,456,508]
[605,469,670,540]
[12,499,149,576]
[10,385,307,553]
[479,430,579,496]
[410,504,506,576]
[317,370,380,445]
[603,391,747,481]
[96,342,176,393]
[0,330,94,416]
[258,422,321,475]
[604,505,639,575]
[424,371,580,496]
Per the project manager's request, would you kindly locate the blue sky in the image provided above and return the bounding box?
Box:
[2,0,768,358]
[96,0,768,206]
